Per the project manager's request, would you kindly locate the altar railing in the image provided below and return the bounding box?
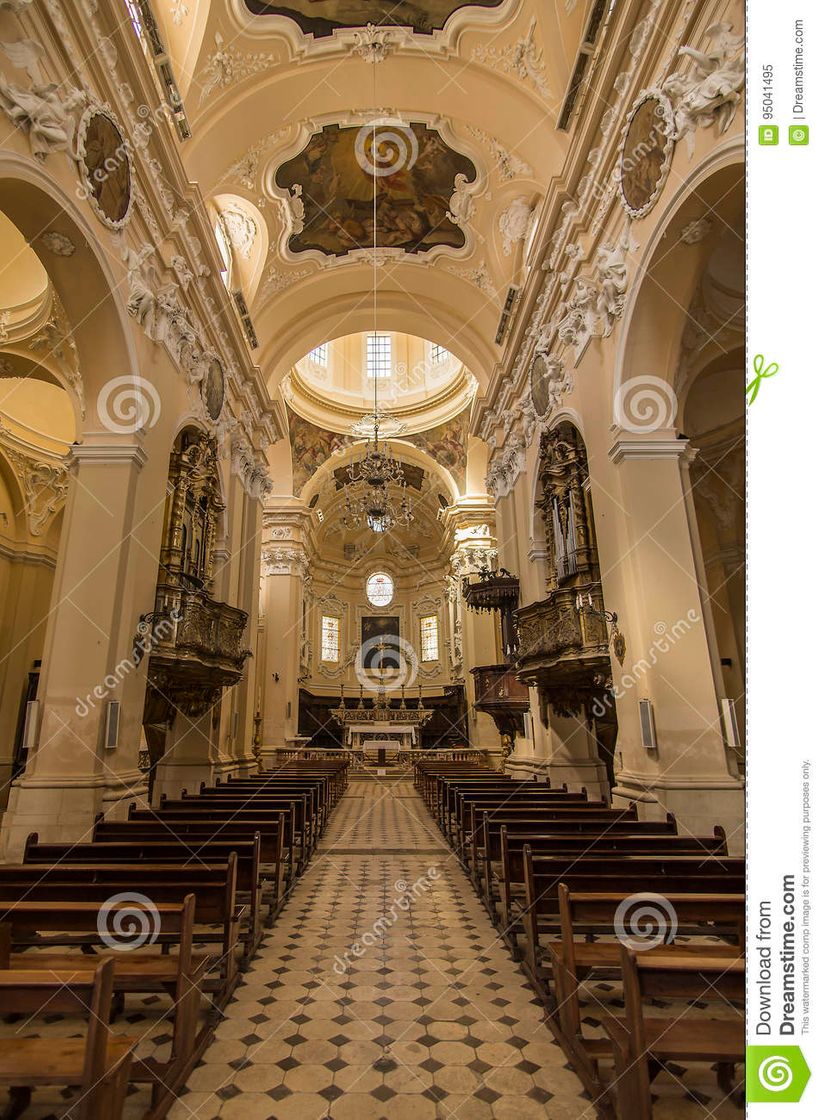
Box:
[262,745,488,766]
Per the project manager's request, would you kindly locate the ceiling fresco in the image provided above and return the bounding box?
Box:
[243,1,506,37]
[287,408,468,495]
[275,123,477,257]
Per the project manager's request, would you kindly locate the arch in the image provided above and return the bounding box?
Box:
[210,193,269,303]
[613,139,744,403]
[0,156,138,432]
[527,406,585,549]
[259,277,498,396]
[0,446,28,538]
[300,437,461,508]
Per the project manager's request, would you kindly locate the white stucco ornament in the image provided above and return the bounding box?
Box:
[662,23,745,156]
[498,196,535,256]
[0,39,86,161]
[447,174,475,227]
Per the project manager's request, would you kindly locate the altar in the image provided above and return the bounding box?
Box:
[332,690,434,762]
[342,723,420,752]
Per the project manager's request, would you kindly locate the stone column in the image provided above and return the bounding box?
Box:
[152,707,221,801]
[258,503,312,767]
[604,429,743,846]
[442,503,501,764]
[233,493,264,775]
[210,477,262,780]
[541,711,610,798]
[1,434,153,857]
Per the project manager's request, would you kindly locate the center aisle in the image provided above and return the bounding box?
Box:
[172,777,593,1120]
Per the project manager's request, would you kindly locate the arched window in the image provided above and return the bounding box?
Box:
[214,217,232,287]
[366,571,394,607]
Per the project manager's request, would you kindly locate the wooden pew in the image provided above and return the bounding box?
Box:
[0,960,135,1120]
[130,802,300,870]
[438,777,553,835]
[453,790,595,857]
[216,770,345,814]
[460,794,613,868]
[476,814,681,910]
[491,824,727,934]
[519,849,746,986]
[23,833,265,953]
[446,790,594,856]
[0,858,243,1004]
[253,761,349,801]
[549,887,745,1094]
[192,781,328,839]
[93,815,287,910]
[414,763,491,808]
[1,896,209,1108]
[145,796,310,869]
[602,949,744,1119]
[462,807,642,903]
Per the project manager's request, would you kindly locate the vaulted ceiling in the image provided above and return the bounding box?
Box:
[159,0,592,406]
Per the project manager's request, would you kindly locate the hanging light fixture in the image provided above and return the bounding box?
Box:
[340,416,414,534]
[340,107,414,536]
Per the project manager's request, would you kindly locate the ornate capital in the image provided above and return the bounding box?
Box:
[262,545,309,578]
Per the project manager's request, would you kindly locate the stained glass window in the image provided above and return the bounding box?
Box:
[366,572,394,607]
[321,616,340,662]
[420,614,439,661]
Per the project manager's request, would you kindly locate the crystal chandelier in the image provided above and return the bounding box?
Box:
[340,419,414,534]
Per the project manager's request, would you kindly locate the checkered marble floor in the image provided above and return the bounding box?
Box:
[172,778,596,1119]
[0,778,743,1118]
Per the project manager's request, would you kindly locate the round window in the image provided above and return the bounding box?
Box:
[366,571,394,608]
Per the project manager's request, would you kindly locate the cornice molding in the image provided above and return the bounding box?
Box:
[69,440,148,468]
[608,430,690,464]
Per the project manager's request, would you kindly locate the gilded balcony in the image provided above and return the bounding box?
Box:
[515,584,611,719]
[146,584,251,716]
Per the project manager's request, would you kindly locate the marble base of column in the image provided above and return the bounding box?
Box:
[0,768,148,858]
[612,770,744,853]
